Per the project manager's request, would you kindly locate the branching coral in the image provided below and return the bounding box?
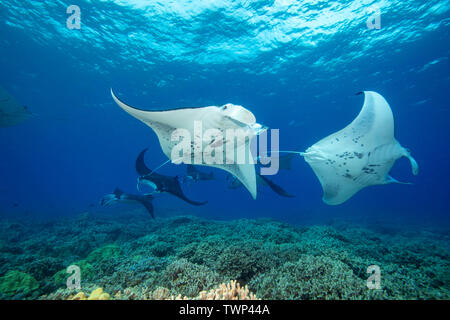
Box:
[120,280,259,300]
[197,280,259,300]
[162,259,222,297]
[249,254,367,300]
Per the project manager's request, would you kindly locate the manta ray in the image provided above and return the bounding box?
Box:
[298,91,419,205]
[185,164,215,182]
[136,148,208,206]
[227,173,295,198]
[111,89,265,199]
[0,85,32,127]
[100,188,155,218]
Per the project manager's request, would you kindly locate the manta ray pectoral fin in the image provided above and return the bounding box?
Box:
[136,148,152,176]
[112,89,214,157]
[191,136,257,198]
[165,176,208,206]
[140,197,155,219]
[257,174,295,198]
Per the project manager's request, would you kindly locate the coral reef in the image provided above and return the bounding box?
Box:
[0,270,39,298]
[197,280,258,300]
[70,287,111,300]
[0,212,448,300]
[161,258,222,297]
[62,281,257,300]
[249,255,367,299]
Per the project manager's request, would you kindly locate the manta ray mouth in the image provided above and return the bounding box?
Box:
[301,148,327,163]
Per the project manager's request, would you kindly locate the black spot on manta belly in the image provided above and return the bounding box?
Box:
[353,152,364,159]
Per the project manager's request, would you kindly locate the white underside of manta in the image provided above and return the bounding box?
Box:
[111,89,262,199]
[301,91,419,205]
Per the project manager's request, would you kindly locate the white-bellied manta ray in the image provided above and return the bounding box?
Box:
[111,89,266,199]
[298,91,419,205]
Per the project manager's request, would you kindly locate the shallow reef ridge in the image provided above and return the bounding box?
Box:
[0,211,448,300]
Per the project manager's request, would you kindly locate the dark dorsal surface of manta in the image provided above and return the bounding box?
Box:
[227,173,295,198]
[260,153,297,170]
[0,85,32,127]
[185,164,215,182]
[257,174,295,198]
[301,91,419,205]
[100,188,155,218]
[136,148,208,206]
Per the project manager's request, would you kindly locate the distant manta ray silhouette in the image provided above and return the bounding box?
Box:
[100,188,155,218]
[0,85,32,127]
[136,148,208,206]
[277,91,419,205]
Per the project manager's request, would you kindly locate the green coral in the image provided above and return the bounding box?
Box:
[85,244,121,263]
[53,260,95,287]
[0,271,39,297]
[53,245,121,288]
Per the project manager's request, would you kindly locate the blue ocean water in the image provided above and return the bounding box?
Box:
[0,0,449,226]
[1,0,450,302]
